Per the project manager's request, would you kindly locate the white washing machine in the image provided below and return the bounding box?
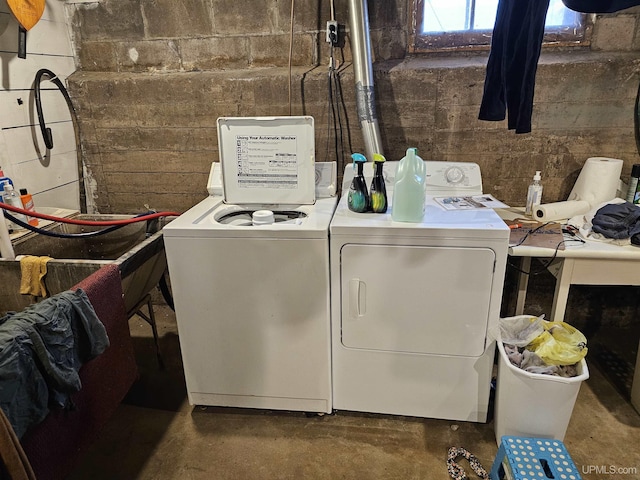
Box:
[163,117,337,414]
[330,161,509,422]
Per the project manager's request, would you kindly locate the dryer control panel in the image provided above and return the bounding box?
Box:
[344,161,483,197]
[425,161,483,196]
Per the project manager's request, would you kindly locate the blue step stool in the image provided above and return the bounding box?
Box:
[490,436,582,480]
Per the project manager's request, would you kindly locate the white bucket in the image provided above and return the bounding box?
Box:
[494,338,589,445]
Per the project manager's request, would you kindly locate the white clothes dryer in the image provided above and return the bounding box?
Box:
[330,161,509,422]
[164,117,337,414]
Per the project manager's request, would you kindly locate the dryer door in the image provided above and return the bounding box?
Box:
[340,244,495,357]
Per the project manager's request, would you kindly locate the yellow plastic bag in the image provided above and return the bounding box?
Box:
[528,321,588,366]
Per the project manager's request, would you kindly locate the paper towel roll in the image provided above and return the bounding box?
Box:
[567,157,623,205]
[534,200,591,222]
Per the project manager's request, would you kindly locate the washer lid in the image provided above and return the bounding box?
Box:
[162,195,338,239]
[217,116,316,205]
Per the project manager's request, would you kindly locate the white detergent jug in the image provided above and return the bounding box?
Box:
[391,148,426,222]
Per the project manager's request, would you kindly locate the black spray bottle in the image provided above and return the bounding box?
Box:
[347,153,370,213]
[370,153,388,213]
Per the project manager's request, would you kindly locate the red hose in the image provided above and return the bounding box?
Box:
[0,201,181,226]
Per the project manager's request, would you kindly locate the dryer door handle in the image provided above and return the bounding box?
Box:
[348,278,366,318]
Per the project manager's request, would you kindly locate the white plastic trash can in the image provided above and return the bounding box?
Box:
[494,338,589,445]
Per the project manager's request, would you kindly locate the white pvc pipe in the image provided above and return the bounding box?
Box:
[348,0,384,161]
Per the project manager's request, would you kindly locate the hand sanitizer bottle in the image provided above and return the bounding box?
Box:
[525,171,543,217]
[0,169,14,197]
[2,183,28,230]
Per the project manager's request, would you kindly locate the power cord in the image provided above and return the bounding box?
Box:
[325,42,353,175]
[507,222,586,276]
[288,0,295,115]
[508,221,555,248]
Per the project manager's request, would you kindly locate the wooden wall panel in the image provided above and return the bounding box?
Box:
[0,0,79,212]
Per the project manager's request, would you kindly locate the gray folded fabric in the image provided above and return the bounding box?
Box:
[591,201,640,240]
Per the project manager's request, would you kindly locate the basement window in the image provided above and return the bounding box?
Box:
[410,0,590,52]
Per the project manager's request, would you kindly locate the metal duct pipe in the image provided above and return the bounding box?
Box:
[348,0,384,160]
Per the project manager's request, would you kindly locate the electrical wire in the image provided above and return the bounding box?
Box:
[318,5,354,173]
[0,201,180,226]
[508,237,586,276]
[288,0,295,116]
[507,222,586,276]
[635,75,640,156]
[326,51,339,166]
[159,271,175,311]
[425,1,445,32]
[508,221,555,248]
[325,41,353,175]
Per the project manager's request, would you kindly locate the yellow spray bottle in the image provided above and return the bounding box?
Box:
[370,153,387,213]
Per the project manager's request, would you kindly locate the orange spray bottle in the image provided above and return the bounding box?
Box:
[19,188,38,226]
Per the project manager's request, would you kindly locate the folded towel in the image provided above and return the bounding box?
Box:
[19,255,52,297]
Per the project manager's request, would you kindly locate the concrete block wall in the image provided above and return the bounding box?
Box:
[65,1,640,211]
[64,1,640,325]
[69,0,338,72]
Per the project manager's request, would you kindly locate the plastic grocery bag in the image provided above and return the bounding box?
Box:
[528,321,588,366]
[499,315,545,347]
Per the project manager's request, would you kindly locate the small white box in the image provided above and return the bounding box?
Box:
[494,338,589,444]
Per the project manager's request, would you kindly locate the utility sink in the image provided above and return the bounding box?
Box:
[0,213,173,316]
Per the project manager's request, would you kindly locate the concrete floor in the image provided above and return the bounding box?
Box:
[67,304,640,480]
